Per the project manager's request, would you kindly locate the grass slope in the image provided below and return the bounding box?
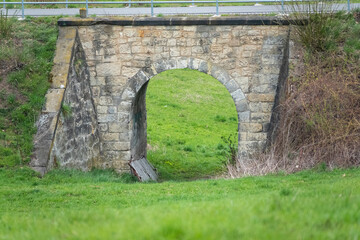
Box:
[0,16,58,167]
[146,69,238,180]
[0,167,360,239]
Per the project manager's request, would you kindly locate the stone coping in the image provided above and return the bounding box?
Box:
[58,16,302,26]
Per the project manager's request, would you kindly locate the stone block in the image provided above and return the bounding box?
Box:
[104,150,131,162]
[99,96,113,105]
[118,101,132,112]
[247,93,275,102]
[251,84,277,94]
[96,62,121,77]
[103,142,130,151]
[108,106,117,114]
[250,112,272,122]
[112,159,130,169]
[53,39,75,65]
[211,65,230,85]
[231,89,246,102]
[97,114,117,123]
[132,45,145,54]
[43,89,65,113]
[225,80,239,94]
[246,132,268,141]
[100,132,119,142]
[180,47,192,56]
[168,39,176,47]
[99,123,108,132]
[30,139,53,167]
[119,132,130,141]
[58,27,76,40]
[109,122,128,133]
[170,48,180,57]
[50,63,69,88]
[97,106,108,114]
[176,58,189,69]
[238,111,250,122]
[249,102,273,112]
[239,123,263,133]
[235,99,248,112]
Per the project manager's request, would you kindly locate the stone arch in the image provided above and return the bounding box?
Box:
[119,57,249,162]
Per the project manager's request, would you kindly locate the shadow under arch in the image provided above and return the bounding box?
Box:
[119,57,249,161]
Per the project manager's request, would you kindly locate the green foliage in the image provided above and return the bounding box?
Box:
[0,146,21,167]
[146,69,238,180]
[61,103,72,118]
[221,133,238,165]
[291,6,360,58]
[1,167,360,238]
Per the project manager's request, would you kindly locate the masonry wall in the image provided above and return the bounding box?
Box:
[31,18,290,175]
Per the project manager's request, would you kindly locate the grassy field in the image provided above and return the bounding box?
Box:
[1,167,360,239]
[0,13,360,240]
[146,69,238,180]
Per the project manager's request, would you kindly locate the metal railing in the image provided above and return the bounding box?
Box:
[1,0,354,19]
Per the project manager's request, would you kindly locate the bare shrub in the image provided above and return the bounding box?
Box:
[0,10,13,39]
[273,52,360,168]
[228,10,360,178]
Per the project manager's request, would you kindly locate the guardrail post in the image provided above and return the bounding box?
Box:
[3,0,5,9]
[129,0,131,7]
[216,0,219,15]
[192,0,194,7]
[86,0,88,17]
[21,0,24,19]
[151,0,154,16]
[347,0,350,12]
[281,0,284,12]
[66,0,68,8]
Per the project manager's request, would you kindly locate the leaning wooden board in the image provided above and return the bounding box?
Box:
[129,158,158,182]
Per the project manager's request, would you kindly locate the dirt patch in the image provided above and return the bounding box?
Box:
[0,38,27,109]
[0,60,27,109]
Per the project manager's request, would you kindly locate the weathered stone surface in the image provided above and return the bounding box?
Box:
[30,139,53,167]
[50,63,70,88]
[102,142,130,151]
[42,89,65,113]
[239,123,263,133]
[49,35,100,172]
[32,20,291,175]
[247,93,276,102]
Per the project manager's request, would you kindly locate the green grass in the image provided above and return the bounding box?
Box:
[146,69,238,180]
[0,167,360,239]
[0,16,58,167]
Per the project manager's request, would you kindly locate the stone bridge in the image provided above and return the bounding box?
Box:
[30,17,291,175]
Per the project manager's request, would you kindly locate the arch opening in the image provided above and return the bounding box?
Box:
[131,68,239,180]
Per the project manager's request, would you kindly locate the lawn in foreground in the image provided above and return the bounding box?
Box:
[146,69,238,180]
[1,167,359,239]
